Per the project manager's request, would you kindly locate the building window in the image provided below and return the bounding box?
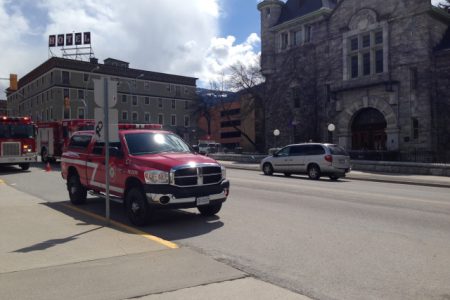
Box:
[158,114,164,125]
[132,112,138,122]
[132,95,138,106]
[158,98,163,108]
[144,97,150,105]
[280,32,288,50]
[144,81,149,89]
[291,30,303,46]
[62,71,70,84]
[171,115,176,126]
[410,67,418,90]
[50,107,53,120]
[363,52,371,76]
[221,131,241,139]
[50,72,54,84]
[121,95,127,103]
[412,118,419,140]
[78,89,85,100]
[171,99,176,109]
[185,100,189,109]
[184,115,190,127]
[305,25,312,43]
[145,113,150,123]
[221,120,241,128]
[347,29,385,79]
[221,108,240,117]
[78,107,85,119]
[266,7,270,17]
[84,74,89,82]
[122,111,128,121]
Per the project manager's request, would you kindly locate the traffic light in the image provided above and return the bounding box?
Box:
[9,74,17,91]
[64,96,70,109]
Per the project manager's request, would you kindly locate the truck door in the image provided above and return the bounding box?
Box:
[86,141,106,192]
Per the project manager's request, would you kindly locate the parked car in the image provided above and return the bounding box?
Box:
[260,143,351,180]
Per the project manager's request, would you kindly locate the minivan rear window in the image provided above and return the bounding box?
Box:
[329,145,348,155]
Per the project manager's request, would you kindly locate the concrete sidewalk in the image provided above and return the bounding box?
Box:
[218,160,450,188]
[0,180,310,300]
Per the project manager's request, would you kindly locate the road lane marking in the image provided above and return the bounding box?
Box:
[232,177,450,207]
[61,203,179,249]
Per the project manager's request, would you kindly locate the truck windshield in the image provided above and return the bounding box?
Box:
[0,124,35,138]
[125,132,191,155]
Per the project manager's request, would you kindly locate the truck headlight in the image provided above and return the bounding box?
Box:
[144,170,169,184]
[221,165,226,180]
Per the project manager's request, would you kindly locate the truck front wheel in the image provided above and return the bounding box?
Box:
[68,174,87,205]
[19,163,30,171]
[126,187,151,226]
[198,203,222,216]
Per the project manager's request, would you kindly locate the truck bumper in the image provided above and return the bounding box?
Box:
[0,154,37,165]
[145,180,230,209]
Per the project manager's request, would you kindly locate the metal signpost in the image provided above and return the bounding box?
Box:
[93,77,118,225]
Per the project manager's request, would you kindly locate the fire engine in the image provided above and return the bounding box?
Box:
[37,119,95,163]
[0,116,37,170]
[61,123,230,226]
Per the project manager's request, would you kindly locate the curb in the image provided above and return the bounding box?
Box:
[221,163,450,189]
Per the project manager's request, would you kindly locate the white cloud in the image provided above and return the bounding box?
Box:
[0,0,260,99]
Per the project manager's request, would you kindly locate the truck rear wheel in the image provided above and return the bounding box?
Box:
[20,163,30,171]
[126,187,152,226]
[198,203,222,216]
[68,174,87,205]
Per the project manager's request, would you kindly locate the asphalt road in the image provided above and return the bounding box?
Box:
[1,163,450,300]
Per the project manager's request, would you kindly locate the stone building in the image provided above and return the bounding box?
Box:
[6,57,198,143]
[0,100,6,115]
[258,0,450,161]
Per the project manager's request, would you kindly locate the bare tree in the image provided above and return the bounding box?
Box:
[439,0,450,11]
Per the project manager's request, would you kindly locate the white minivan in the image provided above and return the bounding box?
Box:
[260,143,351,180]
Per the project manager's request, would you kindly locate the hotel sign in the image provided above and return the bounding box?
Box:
[49,32,91,47]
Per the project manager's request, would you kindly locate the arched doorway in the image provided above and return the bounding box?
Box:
[351,108,387,150]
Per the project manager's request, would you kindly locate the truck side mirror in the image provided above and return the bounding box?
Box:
[109,147,123,158]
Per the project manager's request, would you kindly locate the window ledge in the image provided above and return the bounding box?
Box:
[332,73,394,92]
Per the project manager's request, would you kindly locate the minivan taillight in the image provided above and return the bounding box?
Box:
[324,155,333,163]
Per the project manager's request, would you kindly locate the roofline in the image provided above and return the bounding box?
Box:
[271,7,334,31]
[14,57,197,91]
[430,6,450,23]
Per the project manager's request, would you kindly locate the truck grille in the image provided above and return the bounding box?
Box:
[1,142,21,156]
[172,164,222,187]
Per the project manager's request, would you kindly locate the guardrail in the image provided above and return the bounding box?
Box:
[209,153,450,177]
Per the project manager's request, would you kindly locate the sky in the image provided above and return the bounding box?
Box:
[0,0,446,99]
[0,0,262,98]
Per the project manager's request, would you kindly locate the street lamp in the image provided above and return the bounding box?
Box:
[273,129,280,148]
[83,65,100,119]
[328,123,335,143]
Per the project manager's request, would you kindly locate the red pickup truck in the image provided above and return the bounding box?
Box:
[61,124,230,226]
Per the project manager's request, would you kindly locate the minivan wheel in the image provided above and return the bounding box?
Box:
[263,163,274,176]
[308,165,321,180]
[126,187,151,226]
[329,174,339,181]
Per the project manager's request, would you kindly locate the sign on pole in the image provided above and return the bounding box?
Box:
[93,78,119,142]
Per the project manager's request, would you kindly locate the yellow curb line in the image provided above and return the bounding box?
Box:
[61,203,179,249]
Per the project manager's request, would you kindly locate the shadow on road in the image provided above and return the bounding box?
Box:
[40,198,224,243]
